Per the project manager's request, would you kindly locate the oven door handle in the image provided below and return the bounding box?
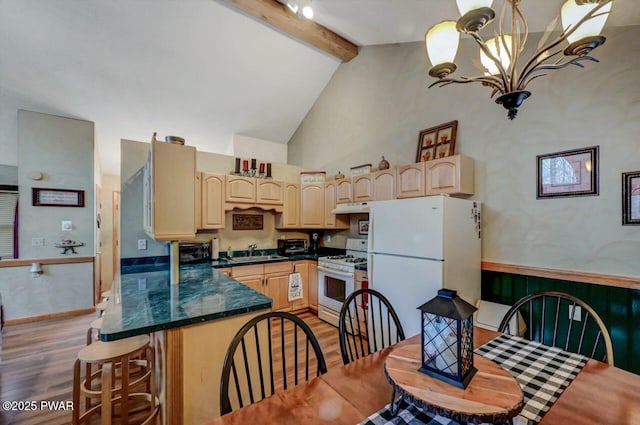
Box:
[317,266,354,278]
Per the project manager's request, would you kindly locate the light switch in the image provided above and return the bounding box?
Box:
[61,220,72,231]
[138,239,147,250]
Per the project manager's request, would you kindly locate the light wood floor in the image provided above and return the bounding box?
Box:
[0,310,340,425]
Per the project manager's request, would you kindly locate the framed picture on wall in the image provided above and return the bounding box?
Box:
[416,120,458,162]
[536,146,599,198]
[358,219,369,235]
[622,171,640,225]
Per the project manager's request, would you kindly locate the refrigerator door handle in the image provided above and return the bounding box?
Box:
[367,210,374,253]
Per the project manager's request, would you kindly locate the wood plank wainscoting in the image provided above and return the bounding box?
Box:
[481,261,640,375]
[0,256,96,325]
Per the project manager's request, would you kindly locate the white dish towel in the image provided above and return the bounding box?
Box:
[288,273,303,301]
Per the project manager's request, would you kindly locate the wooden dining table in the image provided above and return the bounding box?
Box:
[203,327,640,425]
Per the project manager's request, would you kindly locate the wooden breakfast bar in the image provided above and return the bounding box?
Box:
[205,327,640,425]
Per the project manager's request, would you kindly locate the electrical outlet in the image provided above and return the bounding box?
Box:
[137,239,147,250]
[61,220,72,231]
[138,278,147,290]
[569,305,582,321]
[32,237,45,247]
[324,234,332,243]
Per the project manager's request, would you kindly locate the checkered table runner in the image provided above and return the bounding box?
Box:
[360,334,588,425]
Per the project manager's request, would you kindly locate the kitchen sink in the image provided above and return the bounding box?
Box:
[227,255,288,264]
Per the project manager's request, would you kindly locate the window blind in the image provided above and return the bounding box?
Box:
[0,193,19,259]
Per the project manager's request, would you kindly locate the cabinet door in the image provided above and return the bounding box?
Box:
[291,261,309,311]
[323,182,337,228]
[147,140,196,240]
[233,276,263,294]
[195,172,202,229]
[217,268,231,277]
[226,176,256,203]
[324,182,349,229]
[300,183,324,228]
[373,169,395,201]
[425,154,475,196]
[396,162,425,199]
[265,274,291,311]
[353,175,373,202]
[336,178,353,204]
[202,173,226,229]
[278,182,300,228]
[256,180,284,204]
[308,261,318,311]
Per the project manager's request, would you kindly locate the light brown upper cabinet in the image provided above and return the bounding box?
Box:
[256,179,284,204]
[300,183,324,228]
[195,172,202,229]
[396,162,426,199]
[336,178,353,204]
[372,169,395,201]
[276,182,300,229]
[201,173,226,229]
[353,174,373,202]
[143,139,196,240]
[225,176,256,203]
[424,154,475,197]
[324,181,349,229]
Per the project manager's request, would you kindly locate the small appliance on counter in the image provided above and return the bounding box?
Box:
[309,233,320,254]
[277,238,308,256]
[179,241,211,264]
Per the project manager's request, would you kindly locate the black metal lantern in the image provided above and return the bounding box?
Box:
[417,289,477,389]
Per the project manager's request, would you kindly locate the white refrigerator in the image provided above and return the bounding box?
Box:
[367,195,481,337]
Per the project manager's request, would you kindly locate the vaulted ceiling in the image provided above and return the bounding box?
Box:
[1,0,638,174]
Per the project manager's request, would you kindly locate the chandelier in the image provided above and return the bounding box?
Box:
[425,0,614,119]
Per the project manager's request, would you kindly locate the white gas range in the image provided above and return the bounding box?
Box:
[317,238,367,327]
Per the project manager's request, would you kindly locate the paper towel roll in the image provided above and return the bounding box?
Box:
[211,237,220,260]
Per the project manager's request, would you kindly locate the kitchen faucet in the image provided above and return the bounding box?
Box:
[248,243,258,257]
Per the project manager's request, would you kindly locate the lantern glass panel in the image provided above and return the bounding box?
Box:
[460,315,474,376]
[423,312,460,378]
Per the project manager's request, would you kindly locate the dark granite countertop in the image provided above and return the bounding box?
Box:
[100,263,272,341]
[210,253,324,268]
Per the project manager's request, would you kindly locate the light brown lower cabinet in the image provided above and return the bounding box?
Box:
[229,261,318,312]
[308,261,318,312]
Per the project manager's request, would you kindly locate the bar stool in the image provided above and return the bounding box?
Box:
[72,335,159,425]
[86,317,103,345]
[96,301,108,316]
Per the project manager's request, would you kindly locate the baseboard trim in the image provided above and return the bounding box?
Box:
[5,307,96,325]
[481,261,640,290]
[0,257,94,268]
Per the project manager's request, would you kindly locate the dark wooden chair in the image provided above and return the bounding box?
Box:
[498,291,614,365]
[338,288,406,365]
[219,311,327,415]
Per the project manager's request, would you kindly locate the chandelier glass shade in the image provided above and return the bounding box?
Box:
[425,0,614,119]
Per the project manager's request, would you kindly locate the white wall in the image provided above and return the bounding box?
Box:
[18,110,95,259]
[288,26,640,277]
[0,262,93,320]
[0,165,17,185]
[233,134,288,164]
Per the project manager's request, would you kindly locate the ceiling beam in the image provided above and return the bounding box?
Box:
[220,0,358,62]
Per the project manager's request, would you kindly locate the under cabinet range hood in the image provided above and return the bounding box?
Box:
[331,202,370,214]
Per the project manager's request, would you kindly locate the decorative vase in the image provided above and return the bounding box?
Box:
[378,156,390,170]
